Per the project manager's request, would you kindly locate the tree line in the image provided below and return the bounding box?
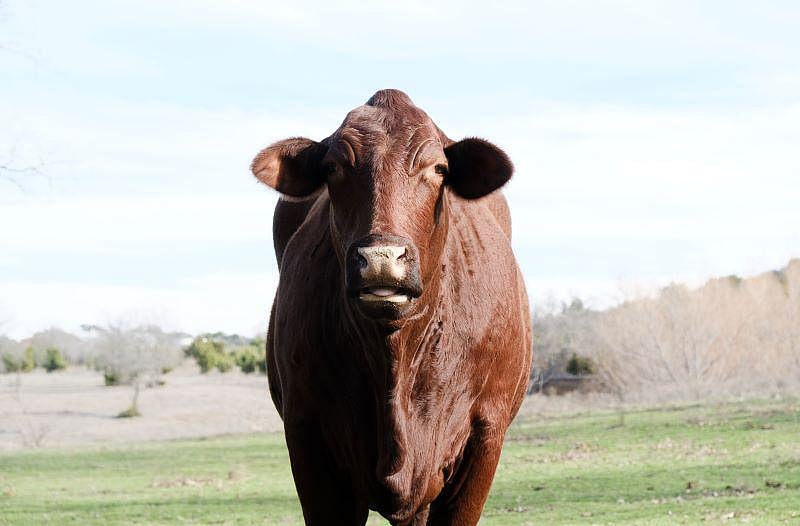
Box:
[0,325,267,417]
[532,258,800,403]
[3,258,798,410]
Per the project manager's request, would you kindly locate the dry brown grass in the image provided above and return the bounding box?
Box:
[0,361,282,451]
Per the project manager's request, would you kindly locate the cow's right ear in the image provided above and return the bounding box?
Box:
[443,137,513,199]
[251,137,327,198]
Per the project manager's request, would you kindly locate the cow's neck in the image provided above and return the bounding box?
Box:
[339,196,457,490]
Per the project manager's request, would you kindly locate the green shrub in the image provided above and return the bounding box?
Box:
[215,352,234,373]
[116,406,141,418]
[196,348,217,373]
[248,338,268,374]
[566,353,596,376]
[185,337,227,373]
[184,336,264,375]
[42,347,67,373]
[257,351,267,374]
[104,370,122,386]
[21,346,36,372]
[2,353,20,373]
[234,347,259,374]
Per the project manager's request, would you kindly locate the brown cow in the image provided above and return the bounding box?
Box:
[252,90,532,525]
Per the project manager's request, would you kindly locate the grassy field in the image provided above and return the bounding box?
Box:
[1,399,799,525]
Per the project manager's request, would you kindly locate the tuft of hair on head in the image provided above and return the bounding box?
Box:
[366,89,415,110]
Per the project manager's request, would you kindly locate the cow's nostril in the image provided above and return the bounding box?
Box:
[357,253,369,269]
[396,248,408,262]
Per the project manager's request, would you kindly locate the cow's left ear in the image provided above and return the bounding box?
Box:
[251,137,327,198]
[443,138,514,199]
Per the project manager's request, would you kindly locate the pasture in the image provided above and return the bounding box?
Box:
[1,398,798,525]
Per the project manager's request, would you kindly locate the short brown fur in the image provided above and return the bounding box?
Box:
[253,90,532,525]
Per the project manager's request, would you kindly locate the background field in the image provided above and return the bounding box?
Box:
[2,398,798,525]
[0,367,282,451]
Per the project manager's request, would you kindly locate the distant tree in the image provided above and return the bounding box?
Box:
[214,352,234,373]
[234,347,259,374]
[41,347,66,372]
[585,269,796,403]
[0,328,49,444]
[185,336,227,373]
[0,2,47,192]
[253,337,268,374]
[184,333,264,374]
[0,336,25,373]
[92,324,183,417]
[227,335,267,375]
[530,298,595,391]
[566,353,595,376]
[21,346,36,372]
[2,352,20,373]
[24,328,85,366]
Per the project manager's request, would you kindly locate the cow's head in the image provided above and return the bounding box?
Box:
[252,90,513,321]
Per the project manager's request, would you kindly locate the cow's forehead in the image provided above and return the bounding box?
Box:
[336,106,437,143]
[330,90,444,156]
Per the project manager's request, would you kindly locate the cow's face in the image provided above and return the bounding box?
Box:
[252,90,513,321]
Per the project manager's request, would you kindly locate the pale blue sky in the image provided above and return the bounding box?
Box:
[1,1,799,338]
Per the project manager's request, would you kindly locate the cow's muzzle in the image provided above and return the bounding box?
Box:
[345,235,422,316]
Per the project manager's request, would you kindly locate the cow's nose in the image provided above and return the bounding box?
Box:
[357,245,407,282]
[344,235,422,307]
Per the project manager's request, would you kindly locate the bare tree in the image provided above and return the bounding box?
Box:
[0,0,47,191]
[24,327,85,366]
[1,331,49,446]
[91,324,183,417]
[9,371,50,447]
[586,260,800,404]
[0,158,48,191]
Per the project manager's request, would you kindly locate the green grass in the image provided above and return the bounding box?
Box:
[1,399,799,525]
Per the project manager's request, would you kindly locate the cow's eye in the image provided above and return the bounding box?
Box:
[324,162,341,178]
[434,164,448,176]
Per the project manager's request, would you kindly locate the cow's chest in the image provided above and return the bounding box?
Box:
[303,329,476,505]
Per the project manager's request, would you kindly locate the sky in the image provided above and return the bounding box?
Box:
[1,0,799,339]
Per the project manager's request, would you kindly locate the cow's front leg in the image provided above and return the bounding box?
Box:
[427,429,505,526]
[284,423,367,526]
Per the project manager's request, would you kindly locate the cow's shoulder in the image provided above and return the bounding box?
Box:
[446,190,517,284]
[445,190,526,340]
[444,190,531,406]
[477,191,512,239]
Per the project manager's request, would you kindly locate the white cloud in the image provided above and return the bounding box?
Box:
[3,98,799,337]
[0,271,279,339]
[60,0,800,65]
[2,0,800,337]
[0,99,337,197]
[8,0,798,69]
[486,102,800,236]
[0,192,277,251]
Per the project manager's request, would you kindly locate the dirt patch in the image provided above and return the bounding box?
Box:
[0,363,283,451]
